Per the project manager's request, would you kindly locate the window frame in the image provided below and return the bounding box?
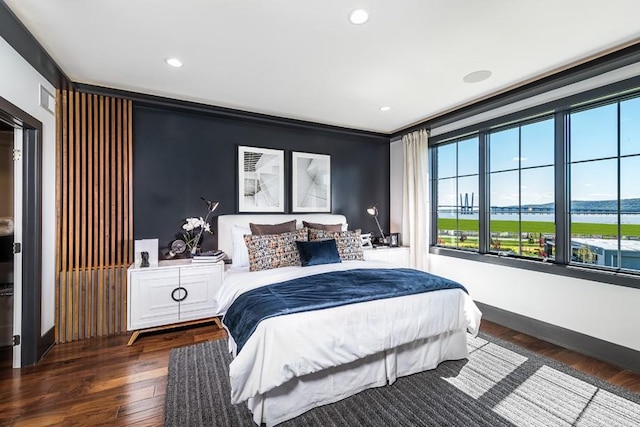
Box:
[567,95,640,273]
[428,74,640,291]
[486,115,556,260]
[433,135,480,252]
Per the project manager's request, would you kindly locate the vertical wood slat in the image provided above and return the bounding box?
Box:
[86,94,93,338]
[116,99,123,333]
[55,88,133,343]
[111,98,117,334]
[98,95,105,338]
[92,94,99,338]
[112,98,118,334]
[106,97,112,334]
[74,91,81,342]
[67,90,75,341]
[80,92,87,340]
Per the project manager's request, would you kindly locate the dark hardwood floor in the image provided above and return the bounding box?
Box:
[1,320,638,426]
[0,346,11,370]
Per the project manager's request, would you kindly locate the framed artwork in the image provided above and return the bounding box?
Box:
[292,151,331,212]
[238,146,285,212]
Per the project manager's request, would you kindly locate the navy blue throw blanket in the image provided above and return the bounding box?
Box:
[224,268,467,354]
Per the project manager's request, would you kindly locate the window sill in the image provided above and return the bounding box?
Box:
[430,246,640,290]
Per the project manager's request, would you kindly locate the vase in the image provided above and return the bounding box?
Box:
[186,247,200,258]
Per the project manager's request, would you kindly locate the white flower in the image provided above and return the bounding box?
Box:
[179,210,214,254]
[182,217,202,231]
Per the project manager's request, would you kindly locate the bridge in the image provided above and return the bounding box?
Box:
[439,205,640,215]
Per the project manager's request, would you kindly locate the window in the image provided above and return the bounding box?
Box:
[488,118,555,259]
[429,79,640,285]
[436,136,479,251]
[569,97,640,272]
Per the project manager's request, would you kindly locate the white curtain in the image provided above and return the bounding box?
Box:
[402,129,429,270]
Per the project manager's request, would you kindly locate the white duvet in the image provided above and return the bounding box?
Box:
[217,261,482,405]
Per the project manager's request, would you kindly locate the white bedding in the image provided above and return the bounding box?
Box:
[217,261,482,406]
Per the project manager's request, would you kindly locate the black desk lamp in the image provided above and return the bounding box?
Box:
[366,205,385,243]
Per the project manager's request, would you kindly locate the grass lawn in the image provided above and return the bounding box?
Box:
[437,235,545,256]
[438,218,640,237]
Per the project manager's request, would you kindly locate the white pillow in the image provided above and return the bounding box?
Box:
[231,225,251,267]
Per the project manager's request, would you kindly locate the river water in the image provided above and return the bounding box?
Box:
[439,212,640,225]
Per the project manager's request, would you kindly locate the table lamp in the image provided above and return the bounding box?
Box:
[366,205,385,243]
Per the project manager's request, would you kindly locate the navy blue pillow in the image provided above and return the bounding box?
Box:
[295,239,342,267]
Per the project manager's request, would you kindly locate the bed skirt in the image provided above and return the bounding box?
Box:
[246,328,469,426]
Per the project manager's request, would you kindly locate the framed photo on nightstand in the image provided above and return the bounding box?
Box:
[134,238,159,267]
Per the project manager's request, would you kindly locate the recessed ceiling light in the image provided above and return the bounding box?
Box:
[349,8,369,25]
[165,57,183,68]
[463,70,492,83]
[380,106,391,112]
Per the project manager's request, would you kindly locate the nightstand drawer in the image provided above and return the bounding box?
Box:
[179,263,222,321]
[129,268,180,330]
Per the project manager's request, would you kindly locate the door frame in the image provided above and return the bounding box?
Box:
[0,95,44,367]
[12,127,22,368]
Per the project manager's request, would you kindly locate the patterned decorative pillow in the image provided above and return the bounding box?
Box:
[244,228,308,271]
[308,229,364,261]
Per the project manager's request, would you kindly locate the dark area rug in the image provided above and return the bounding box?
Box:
[165,332,640,426]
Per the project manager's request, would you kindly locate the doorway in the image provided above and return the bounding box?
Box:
[0,121,14,369]
[0,93,44,368]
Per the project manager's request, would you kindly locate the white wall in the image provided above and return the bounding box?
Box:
[0,36,56,336]
[389,60,640,353]
[390,142,640,351]
[429,255,640,352]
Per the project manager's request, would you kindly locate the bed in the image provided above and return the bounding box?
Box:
[216,214,482,426]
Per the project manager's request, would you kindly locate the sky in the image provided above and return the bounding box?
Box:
[437,95,640,208]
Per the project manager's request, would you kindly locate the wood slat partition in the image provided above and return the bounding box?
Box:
[55,88,133,343]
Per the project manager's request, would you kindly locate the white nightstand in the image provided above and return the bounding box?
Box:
[127,259,224,345]
[363,246,411,267]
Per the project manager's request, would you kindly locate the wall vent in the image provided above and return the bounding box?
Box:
[39,84,55,115]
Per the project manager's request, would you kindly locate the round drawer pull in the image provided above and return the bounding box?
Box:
[171,287,188,302]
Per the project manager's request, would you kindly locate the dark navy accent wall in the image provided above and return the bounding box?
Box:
[133,104,390,256]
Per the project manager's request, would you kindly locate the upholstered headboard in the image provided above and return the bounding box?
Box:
[217,214,347,257]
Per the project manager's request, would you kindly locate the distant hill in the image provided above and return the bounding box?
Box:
[498,198,640,213]
[570,198,640,213]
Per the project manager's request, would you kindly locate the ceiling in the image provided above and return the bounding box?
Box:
[5,1,640,134]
